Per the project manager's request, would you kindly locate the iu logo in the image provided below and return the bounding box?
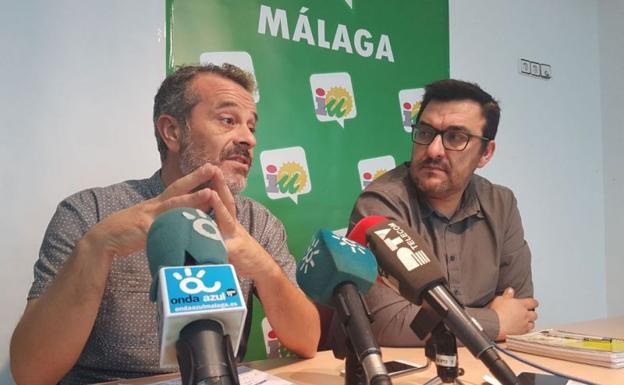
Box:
[310,72,357,128]
[398,88,425,132]
[357,155,396,190]
[260,146,311,204]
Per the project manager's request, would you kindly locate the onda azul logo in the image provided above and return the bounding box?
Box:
[181,209,223,241]
[260,146,311,204]
[398,88,424,132]
[174,268,221,295]
[166,266,240,308]
[310,72,357,128]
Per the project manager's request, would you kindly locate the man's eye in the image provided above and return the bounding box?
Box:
[446,132,467,142]
[418,130,435,138]
[221,117,235,125]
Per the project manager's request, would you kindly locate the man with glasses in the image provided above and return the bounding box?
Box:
[348,79,538,345]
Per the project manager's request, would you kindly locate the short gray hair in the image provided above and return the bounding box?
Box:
[153,64,256,162]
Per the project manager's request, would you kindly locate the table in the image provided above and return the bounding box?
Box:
[95,345,624,385]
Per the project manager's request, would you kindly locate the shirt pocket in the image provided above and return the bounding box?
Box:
[92,270,159,356]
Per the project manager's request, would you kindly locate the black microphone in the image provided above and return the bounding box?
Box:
[147,208,247,385]
[364,219,519,385]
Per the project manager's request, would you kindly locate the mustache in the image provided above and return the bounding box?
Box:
[221,143,252,163]
[420,158,449,171]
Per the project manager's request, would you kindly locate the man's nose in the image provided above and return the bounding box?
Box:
[235,124,256,148]
[426,133,446,159]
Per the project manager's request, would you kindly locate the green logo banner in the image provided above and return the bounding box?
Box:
[166,0,449,360]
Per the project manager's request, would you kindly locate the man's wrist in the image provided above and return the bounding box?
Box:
[252,253,283,286]
[464,306,500,341]
[77,228,117,265]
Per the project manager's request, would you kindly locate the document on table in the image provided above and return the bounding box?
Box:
[119,365,296,385]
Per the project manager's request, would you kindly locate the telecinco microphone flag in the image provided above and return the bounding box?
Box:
[364,219,519,385]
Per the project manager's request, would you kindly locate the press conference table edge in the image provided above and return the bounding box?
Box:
[92,344,624,385]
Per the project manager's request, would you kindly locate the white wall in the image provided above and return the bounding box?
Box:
[449,0,609,328]
[0,1,620,384]
[599,0,624,317]
[0,1,165,384]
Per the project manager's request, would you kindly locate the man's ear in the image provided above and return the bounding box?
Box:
[156,115,183,154]
[477,140,496,168]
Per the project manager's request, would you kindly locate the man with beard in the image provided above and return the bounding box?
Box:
[11,65,320,385]
[348,79,538,345]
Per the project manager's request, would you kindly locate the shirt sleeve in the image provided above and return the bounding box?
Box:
[263,213,298,287]
[350,191,430,346]
[244,200,298,288]
[349,189,409,230]
[464,307,500,340]
[497,193,533,299]
[28,192,97,299]
[365,282,426,346]
[366,282,501,345]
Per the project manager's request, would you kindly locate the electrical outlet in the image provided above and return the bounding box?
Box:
[519,58,552,80]
[540,64,552,79]
[520,59,531,74]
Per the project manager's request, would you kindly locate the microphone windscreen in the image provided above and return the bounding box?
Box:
[347,215,387,246]
[146,208,228,301]
[297,229,378,305]
[366,220,446,304]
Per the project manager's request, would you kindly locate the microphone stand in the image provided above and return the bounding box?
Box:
[330,284,392,385]
[423,323,466,385]
[344,343,368,385]
[409,297,518,385]
[176,319,240,385]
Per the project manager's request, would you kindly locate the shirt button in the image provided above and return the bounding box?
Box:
[453,289,460,295]
[449,255,456,262]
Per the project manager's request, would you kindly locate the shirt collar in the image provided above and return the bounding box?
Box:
[149,170,166,197]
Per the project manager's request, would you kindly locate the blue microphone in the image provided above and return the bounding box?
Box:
[297,229,392,385]
[147,208,246,385]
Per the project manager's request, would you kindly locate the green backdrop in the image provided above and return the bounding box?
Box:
[166,0,449,361]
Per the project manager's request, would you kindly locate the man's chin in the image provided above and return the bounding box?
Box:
[223,173,248,195]
[416,177,449,196]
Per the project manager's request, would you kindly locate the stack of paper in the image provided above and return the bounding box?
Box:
[506,329,624,368]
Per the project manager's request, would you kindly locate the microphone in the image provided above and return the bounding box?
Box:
[347,215,387,246]
[146,207,247,385]
[297,229,392,385]
[359,218,519,385]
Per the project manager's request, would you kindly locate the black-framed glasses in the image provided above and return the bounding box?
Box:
[411,123,490,151]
